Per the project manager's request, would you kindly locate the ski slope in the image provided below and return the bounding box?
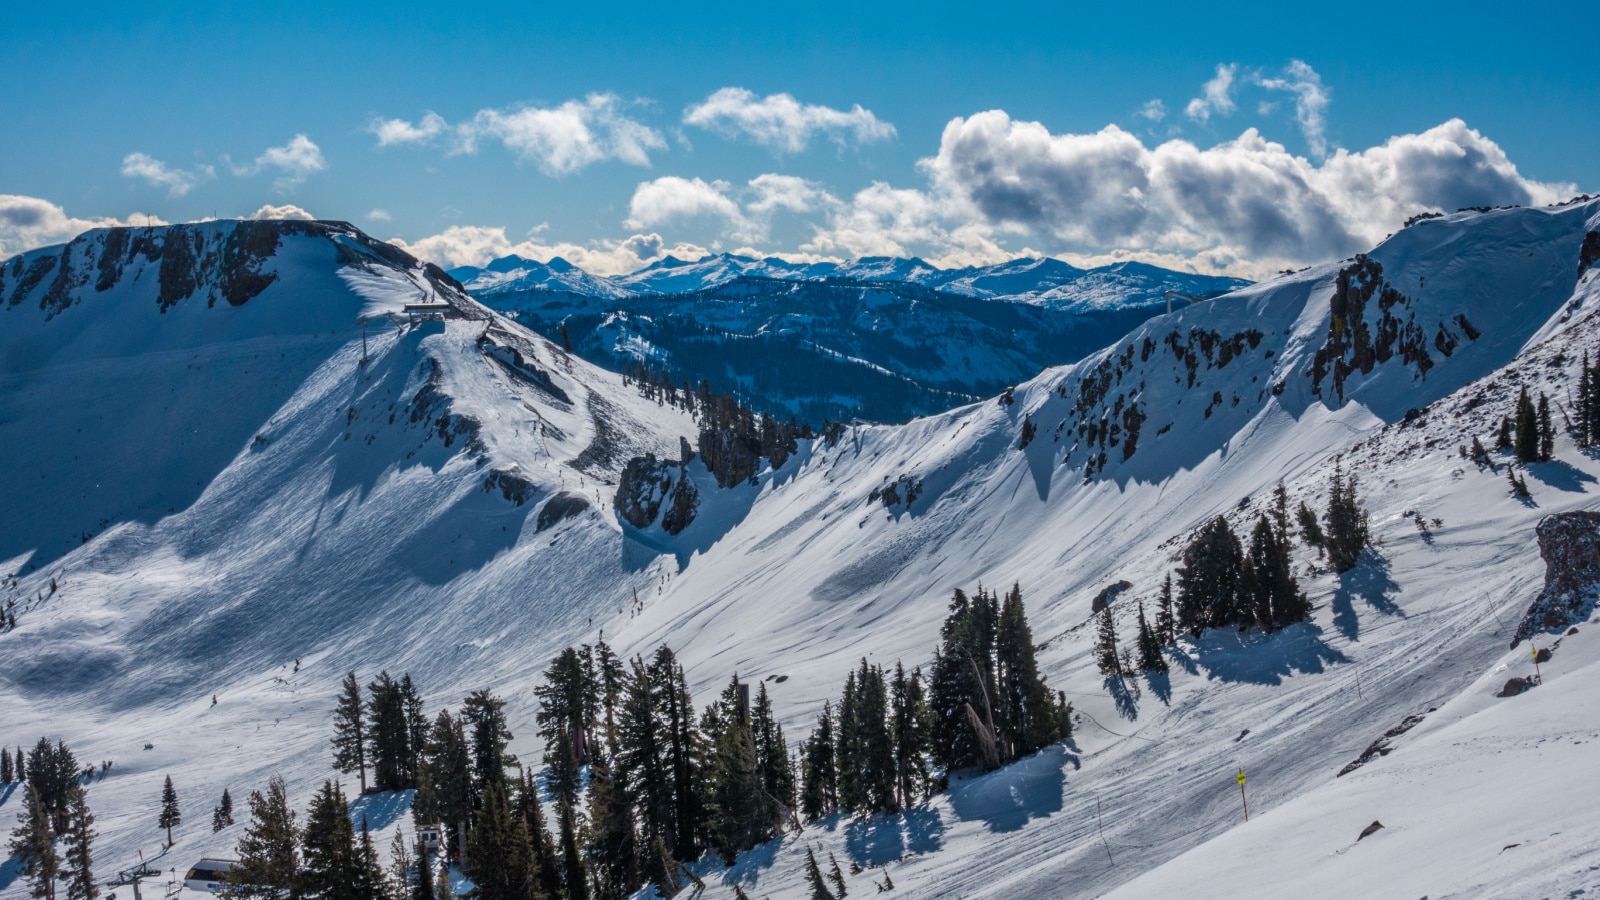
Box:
[4,201,1600,897]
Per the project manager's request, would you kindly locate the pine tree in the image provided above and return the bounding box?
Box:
[219,789,235,829]
[389,830,411,900]
[401,676,428,791]
[1093,606,1121,677]
[1539,393,1554,461]
[994,584,1063,761]
[2,745,12,783]
[584,750,638,900]
[827,852,849,897]
[1296,501,1325,551]
[1154,574,1177,646]
[301,780,360,900]
[412,831,435,900]
[514,771,561,900]
[1243,514,1309,631]
[927,588,1000,773]
[225,776,300,899]
[1514,386,1540,463]
[1176,517,1244,634]
[1135,601,1167,673]
[10,783,61,900]
[26,738,80,834]
[555,798,586,900]
[463,782,535,900]
[461,690,515,803]
[159,775,181,847]
[705,681,765,863]
[417,711,472,865]
[368,672,412,792]
[61,786,96,900]
[1497,414,1514,450]
[751,682,796,825]
[357,818,388,900]
[333,672,369,793]
[1324,459,1371,574]
[800,702,838,820]
[535,648,595,773]
[803,848,835,900]
[889,664,931,809]
[545,731,581,813]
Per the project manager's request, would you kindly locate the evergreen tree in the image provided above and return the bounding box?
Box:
[1497,415,1514,450]
[224,776,300,900]
[535,648,595,772]
[26,738,80,834]
[889,664,931,809]
[803,848,835,900]
[1243,514,1309,631]
[214,789,235,832]
[464,782,536,900]
[401,676,428,791]
[648,647,700,860]
[1515,386,1540,463]
[845,660,897,813]
[926,588,1000,773]
[1135,601,1167,673]
[544,731,581,813]
[994,584,1064,760]
[61,786,96,900]
[1539,393,1554,461]
[2,745,12,783]
[1270,481,1291,546]
[514,770,561,900]
[389,831,410,900]
[301,780,361,900]
[333,672,369,793]
[9,783,61,900]
[1093,606,1121,677]
[1154,574,1177,646]
[1296,501,1325,551]
[368,673,412,792]
[827,852,849,898]
[704,680,765,864]
[615,658,670,858]
[461,690,516,803]
[799,702,838,820]
[159,775,181,847]
[417,711,472,864]
[751,682,796,823]
[555,799,586,900]
[1323,459,1371,574]
[1176,517,1244,635]
[412,832,435,900]
[584,751,638,900]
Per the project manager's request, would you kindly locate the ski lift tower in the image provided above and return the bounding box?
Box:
[105,858,163,900]
[1163,290,1205,314]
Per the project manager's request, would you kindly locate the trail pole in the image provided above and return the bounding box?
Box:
[1532,644,1542,683]
[1237,769,1249,821]
[1096,799,1114,864]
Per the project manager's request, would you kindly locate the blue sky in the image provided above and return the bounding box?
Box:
[2,0,1594,277]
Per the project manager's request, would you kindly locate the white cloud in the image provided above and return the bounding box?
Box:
[389,225,708,275]
[624,176,745,232]
[367,209,392,222]
[120,153,214,197]
[231,135,327,192]
[0,195,167,258]
[1140,100,1167,122]
[249,203,316,221]
[1255,59,1332,159]
[914,111,1574,276]
[1185,63,1238,123]
[369,112,448,147]
[683,87,896,153]
[377,95,665,176]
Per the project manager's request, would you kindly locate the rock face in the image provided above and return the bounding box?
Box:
[614,453,699,535]
[698,428,761,489]
[1513,511,1600,645]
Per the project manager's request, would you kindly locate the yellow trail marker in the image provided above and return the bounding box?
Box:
[1237,768,1249,821]
[1237,770,1246,785]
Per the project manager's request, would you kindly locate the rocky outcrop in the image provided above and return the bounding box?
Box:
[615,453,699,535]
[699,427,761,488]
[1513,511,1600,645]
[483,468,536,506]
[536,492,591,531]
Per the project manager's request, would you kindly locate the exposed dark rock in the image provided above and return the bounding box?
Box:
[1358,821,1384,841]
[615,453,697,532]
[1337,710,1432,776]
[1090,580,1133,613]
[536,492,591,531]
[483,469,536,506]
[1497,676,1536,697]
[1580,231,1600,279]
[216,220,281,306]
[1512,511,1600,646]
[661,472,700,536]
[699,427,761,488]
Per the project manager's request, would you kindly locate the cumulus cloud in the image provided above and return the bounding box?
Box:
[914,111,1574,274]
[624,176,746,232]
[120,153,214,197]
[1255,60,1332,159]
[1185,64,1238,123]
[1140,100,1167,122]
[622,174,843,243]
[683,87,896,153]
[249,203,316,221]
[369,111,448,147]
[231,135,327,192]
[375,95,665,176]
[0,195,167,258]
[367,209,392,222]
[390,225,709,275]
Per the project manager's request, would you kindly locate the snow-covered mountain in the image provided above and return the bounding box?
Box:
[5,198,1600,899]
[453,251,1248,311]
[453,254,1245,423]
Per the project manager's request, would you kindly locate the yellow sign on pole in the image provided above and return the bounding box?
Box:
[1237,770,1246,785]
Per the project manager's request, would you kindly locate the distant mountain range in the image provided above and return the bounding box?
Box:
[452,253,1250,422]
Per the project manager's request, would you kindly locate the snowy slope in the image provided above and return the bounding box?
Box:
[3,200,1599,899]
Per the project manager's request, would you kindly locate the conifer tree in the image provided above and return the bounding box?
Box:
[26,739,80,835]
[61,785,96,900]
[389,830,410,900]
[1154,575,1177,646]
[926,588,1000,773]
[889,664,931,809]
[827,852,849,898]
[1539,393,1554,461]
[535,648,595,771]
[751,682,796,822]
[1243,514,1309,631]
[994,584,1063,761]
[1296,501,1325,551]
[1323,459,1371,574]
[417,711,472,864]
[2,745,12,783]
[1176,517,1244,634]
[799,703,838,820]
[225,776,300,899]
[1515,386,1540,463]
[545,731,581,813]
[1093,606,1121,677]
[1497,415,1514,450]
[555,798,586,900]
[464,782,535,900]
[803,848,835,900]
[584,750,638,900]
[412,832,435,900]
[159,775,181,847]
[356,819,387,900]
[461,690,516,802]
[301,780,360,899]
[333,672,369,793]
[368,672,414,792]
[705,681,765,863]
[1135,601,1167,673]
[10,783,61,900]
[514,770,561,900]
[401,676,428,790]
